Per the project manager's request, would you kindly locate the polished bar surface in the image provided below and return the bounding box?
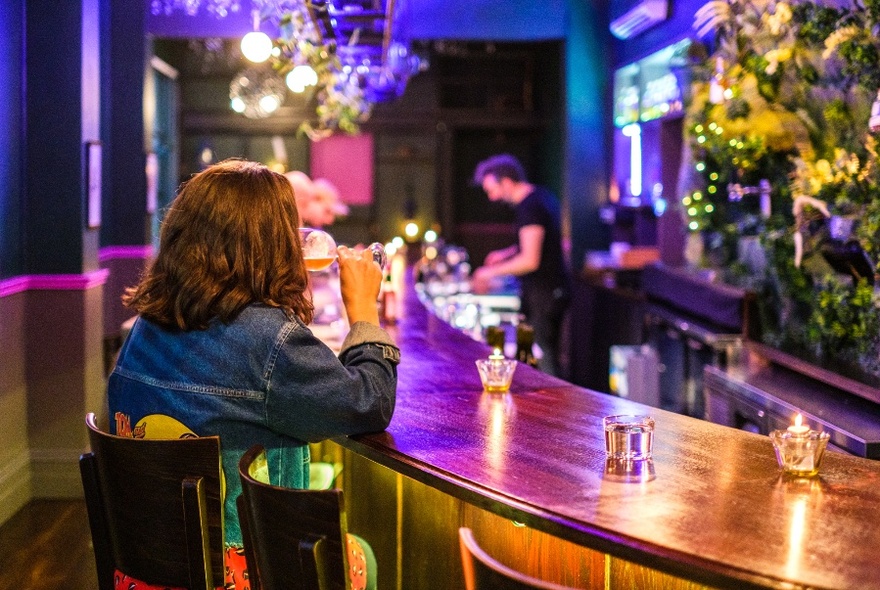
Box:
[335,273,880,590]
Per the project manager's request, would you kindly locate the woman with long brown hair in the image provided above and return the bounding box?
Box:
[108,159,397,590]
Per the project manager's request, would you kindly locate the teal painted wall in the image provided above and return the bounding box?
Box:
[567,0,613,265]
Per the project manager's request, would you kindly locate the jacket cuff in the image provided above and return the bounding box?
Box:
[340,322,400,361]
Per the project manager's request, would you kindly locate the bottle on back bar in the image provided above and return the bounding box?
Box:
[485,325,506,354]
[515,323,538,367]
[380,272,397,325]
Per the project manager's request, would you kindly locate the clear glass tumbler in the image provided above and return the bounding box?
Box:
[603,414,655,460]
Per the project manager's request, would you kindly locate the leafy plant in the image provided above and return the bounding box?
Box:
[806,276,880,357]
[688,0,880,375]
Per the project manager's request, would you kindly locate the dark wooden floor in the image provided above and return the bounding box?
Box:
[0,499,98,590]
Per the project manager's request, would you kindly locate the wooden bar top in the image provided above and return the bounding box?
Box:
[335,275,880,590]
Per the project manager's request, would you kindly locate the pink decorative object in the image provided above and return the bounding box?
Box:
[310,134,374,207]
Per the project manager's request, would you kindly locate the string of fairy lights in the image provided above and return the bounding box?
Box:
[683,117,766,231]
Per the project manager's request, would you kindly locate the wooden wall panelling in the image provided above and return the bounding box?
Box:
[330,441,709,589]
[609,557,715,590]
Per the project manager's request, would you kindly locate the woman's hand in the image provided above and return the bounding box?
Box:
[338,245,382,326]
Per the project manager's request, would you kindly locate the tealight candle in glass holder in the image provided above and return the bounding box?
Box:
[476,348,517,393]
[769,413,830,477]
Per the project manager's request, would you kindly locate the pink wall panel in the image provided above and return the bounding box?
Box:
[310,134,374,206]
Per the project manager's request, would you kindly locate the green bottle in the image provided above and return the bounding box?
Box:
[515,323,538,367]
[485,325,505,353]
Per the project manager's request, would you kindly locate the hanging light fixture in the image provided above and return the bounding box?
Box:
[229,67,286,118]
[241,10,273,63]
[286,65,318,93]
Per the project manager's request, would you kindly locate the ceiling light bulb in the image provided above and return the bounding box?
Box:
[230,97,246,113]
[286,65,318,92]
[259,94,280,113]
[241,31,273,63]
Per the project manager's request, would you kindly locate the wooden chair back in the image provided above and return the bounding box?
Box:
[79,413,224,590]
[237,444,348,590]
[459,528,577,590]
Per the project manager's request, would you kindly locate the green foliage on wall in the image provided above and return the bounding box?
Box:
[687,0,880,373]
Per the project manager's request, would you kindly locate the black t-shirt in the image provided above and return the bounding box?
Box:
[515,186,569,293]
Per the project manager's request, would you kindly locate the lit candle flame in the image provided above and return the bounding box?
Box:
[787,413,810,435]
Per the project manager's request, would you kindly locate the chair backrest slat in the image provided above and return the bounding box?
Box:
[237,444,348,590]
[80,413,224,588]
[79,453,115,590]
[182,476,213,590]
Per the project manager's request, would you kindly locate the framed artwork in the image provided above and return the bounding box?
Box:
[86,141,102,228]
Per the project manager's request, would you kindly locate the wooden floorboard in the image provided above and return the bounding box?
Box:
[0,499,98,590]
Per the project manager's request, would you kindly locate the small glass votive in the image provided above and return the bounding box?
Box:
[769,428,830,477]
[476,350,517,393]
[603,414,655,460]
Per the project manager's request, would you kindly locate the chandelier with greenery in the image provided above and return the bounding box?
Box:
[155,0,424,138]
[258,0,424,137]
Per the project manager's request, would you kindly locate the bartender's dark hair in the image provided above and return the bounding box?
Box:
[124,159,314,330]
[472,153,527,184]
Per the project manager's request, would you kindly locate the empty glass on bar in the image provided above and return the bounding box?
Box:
[603,414,655,460]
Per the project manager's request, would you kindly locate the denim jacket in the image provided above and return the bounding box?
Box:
[107,304,399,546]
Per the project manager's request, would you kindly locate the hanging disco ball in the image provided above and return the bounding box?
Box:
[229,67,287,119]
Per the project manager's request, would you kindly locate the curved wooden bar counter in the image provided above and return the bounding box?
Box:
[325,275,880,590]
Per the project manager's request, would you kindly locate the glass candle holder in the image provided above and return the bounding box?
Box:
[769,428,830,477]
[603,414,655,460]
[476,350,517,393]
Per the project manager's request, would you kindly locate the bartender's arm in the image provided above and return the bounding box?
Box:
[472,225,544,294]
[484,244,518,265]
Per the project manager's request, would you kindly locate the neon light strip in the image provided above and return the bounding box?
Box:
[98,245,154,262]
[0,268,109,298]
[622,123,642,198]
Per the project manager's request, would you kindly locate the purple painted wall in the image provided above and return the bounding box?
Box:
[405,0,565,40]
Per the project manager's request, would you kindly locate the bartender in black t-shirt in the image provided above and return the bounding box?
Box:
[471,154,571,377]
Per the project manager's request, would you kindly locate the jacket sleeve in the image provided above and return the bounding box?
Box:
[264,320,399,442]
